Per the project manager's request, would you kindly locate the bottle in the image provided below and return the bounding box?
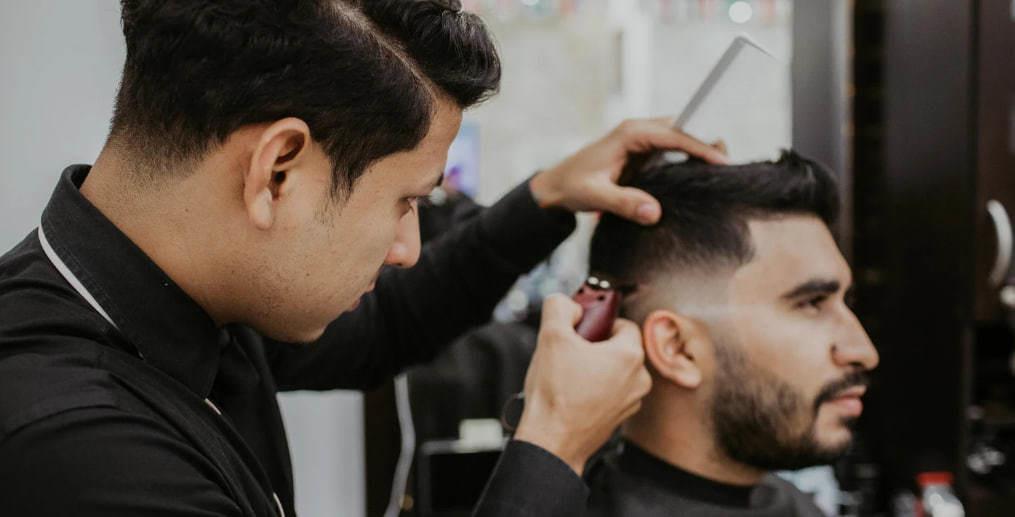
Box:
[916,472,964,517]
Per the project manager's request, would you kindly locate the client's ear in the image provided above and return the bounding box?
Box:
[642,309,706,389]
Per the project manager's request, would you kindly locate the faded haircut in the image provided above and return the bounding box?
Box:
[588,150,840,288]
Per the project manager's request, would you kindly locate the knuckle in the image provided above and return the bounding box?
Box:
[540,294,569,318]
[539,325,558,341]
[543,293,566,308]
[621,199,642,217]
[615,119,638,136]
[636,369,652,393]
[540,325,567,344]
[626,400,643,418]
[620,342,644,363]
[615,318,638,333]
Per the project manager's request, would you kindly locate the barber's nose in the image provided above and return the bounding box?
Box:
[384,209,421,269]
[833,311,880,370]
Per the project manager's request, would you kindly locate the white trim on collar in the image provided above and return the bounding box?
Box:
[37,225,119,330]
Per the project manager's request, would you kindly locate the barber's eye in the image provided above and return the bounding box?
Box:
[403,196,432,214]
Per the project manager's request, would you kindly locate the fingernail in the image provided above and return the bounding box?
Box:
[636,203,660,223]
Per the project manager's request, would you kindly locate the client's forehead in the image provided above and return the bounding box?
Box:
[731,215,850,299]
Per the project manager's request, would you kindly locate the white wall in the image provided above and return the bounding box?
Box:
[0,0,123,247]
[278,391,365,517]
[0,3,364,516]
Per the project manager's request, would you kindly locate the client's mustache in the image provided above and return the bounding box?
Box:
[813,370,871,412]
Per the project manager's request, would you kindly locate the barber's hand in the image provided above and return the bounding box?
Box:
[529,117,729,224]
[513,294,652,475]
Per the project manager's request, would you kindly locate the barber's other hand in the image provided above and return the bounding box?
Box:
[513,294,652,475]
[530,118,729,224]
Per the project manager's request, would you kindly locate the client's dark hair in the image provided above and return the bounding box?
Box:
[589,150,840,284]
[113,0,500,194]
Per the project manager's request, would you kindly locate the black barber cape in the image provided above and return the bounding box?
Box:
[587,441,826,517]
[0,166,586,517]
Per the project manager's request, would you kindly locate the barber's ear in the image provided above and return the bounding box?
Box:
[642,309,705,389]
[244,117,311,230]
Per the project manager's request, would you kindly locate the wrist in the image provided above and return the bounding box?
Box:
[529,169,565,210]
[513,408,588,475]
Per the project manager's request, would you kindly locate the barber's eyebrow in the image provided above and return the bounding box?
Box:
[780,279,842,301]
[414,169,444,195]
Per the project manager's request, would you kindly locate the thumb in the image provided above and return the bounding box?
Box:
[591,183,662,225]
[541,293,584,329]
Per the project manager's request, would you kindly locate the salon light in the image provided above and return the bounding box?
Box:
[728,1,753,24]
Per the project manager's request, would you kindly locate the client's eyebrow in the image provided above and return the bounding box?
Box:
[780,279,842,300]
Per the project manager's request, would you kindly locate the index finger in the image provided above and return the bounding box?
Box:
[622,120,730,165]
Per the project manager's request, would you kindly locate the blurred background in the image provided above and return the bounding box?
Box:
[2,1,1014,515]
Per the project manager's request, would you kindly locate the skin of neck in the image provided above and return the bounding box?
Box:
[79,137,257,327]
[621,371,767,486]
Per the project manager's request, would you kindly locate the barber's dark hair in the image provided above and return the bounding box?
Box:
[589,150,840,284]
[112,0,500,194]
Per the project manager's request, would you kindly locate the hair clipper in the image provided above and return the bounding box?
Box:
[573,276,624,342]
[500,275,627,432]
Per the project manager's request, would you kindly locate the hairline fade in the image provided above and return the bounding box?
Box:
[588,150,841,290]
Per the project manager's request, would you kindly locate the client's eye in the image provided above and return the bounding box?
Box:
[797,295,827,313]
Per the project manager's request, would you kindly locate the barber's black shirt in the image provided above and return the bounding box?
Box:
[0,166,587,516]
[587,441,825,517]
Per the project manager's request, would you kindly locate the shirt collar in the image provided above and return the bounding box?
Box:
[618,440,757,508]
[40,165,224,397]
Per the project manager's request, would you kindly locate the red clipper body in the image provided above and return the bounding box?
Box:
[501,275,627,432]
[573,276,623,342]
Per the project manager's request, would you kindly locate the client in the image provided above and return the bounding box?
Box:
[586,151,878,516]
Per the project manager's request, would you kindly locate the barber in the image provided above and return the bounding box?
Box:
[0,2,726,516]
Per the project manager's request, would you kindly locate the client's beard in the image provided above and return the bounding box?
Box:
[708,341,869,471]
